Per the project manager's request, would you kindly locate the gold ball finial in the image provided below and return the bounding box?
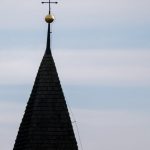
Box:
[45,14,55,23]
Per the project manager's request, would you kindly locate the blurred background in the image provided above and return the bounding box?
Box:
[0,0,150,150]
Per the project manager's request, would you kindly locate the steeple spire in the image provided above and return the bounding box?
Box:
[13,2,78,150]
[42,0,58,55]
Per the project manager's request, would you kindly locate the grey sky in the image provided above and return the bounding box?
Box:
[0,0,150,150]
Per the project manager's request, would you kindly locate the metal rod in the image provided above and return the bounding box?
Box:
[42,0,58,52]
[49,0,50,13]
[41,2,58,4]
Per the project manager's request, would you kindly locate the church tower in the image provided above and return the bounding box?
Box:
[13,1,78,150]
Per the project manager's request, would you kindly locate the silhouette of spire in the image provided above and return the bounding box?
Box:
[13,1,78,150]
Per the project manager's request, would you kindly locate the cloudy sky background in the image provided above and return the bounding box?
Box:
[0,0,150,150]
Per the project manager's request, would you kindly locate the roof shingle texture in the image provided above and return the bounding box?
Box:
[13,52,78,150]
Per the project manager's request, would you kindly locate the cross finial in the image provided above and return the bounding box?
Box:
[41,0,58,54]
[42,0,58,14]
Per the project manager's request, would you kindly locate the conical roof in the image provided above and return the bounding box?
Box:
[13,24,78,150]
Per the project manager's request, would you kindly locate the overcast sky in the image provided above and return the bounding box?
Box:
[0,0,150,150]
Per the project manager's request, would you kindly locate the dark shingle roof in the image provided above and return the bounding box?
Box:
[13,24,78,150]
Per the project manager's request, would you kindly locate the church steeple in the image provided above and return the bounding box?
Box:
[13,2,78,150]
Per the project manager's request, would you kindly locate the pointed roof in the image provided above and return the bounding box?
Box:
[13,24,78,150]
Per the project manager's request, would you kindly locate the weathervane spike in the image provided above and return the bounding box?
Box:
[41,0,58,54]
